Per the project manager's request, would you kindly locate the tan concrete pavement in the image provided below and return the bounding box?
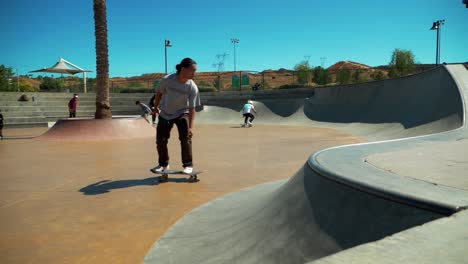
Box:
[0,125,362,263]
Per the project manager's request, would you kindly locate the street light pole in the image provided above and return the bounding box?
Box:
[231,38,239,72]
[430,20,445,66]
[165,40,172,75]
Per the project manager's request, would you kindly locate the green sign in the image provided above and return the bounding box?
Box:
[242,75,249,86]
[232,75,240,90]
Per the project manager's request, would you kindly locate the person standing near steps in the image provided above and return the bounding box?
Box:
[68,94,78,118]
[150,58,201,174]
[0,109,4,140]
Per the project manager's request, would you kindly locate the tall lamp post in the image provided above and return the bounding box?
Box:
[231,38,239,72]
[165,39,172,74]
[430,20,445,66]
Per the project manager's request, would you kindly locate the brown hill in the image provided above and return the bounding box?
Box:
[327,61,371,71]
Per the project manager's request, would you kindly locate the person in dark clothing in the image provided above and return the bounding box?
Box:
[68,94,78,118]
[0,109,4,140]
[149,94,157,124]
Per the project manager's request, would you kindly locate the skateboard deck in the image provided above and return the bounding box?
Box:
[150,169,203,183]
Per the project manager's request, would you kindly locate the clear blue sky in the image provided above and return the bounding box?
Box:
[1,0,467,78]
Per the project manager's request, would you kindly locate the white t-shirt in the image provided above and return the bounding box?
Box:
[157,74,201,120]
[243,103,255,114]
[139,103,152,114]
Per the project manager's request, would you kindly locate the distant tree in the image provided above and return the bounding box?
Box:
[336,69,351,84]
[313,66,332,85]
[294,60,313,85]
[153,80,160,88]
[351,70,363,83]
[388,49,415,78]
[0,65,15,91]
[19,80,39,92]
[39,77,65,91]
[371,70,386,81]
[128,81,144,88]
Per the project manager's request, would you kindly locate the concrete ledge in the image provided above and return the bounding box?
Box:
[36,117,154,141]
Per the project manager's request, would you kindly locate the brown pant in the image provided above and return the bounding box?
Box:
[156,114,192,167]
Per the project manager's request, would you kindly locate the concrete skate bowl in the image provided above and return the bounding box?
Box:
[145,65,468,263]
[36,116,154,141]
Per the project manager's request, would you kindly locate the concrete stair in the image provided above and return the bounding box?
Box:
[0,92,156,127]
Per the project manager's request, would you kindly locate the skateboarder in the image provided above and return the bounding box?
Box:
[242,100,257,127]
[148,94,157,124]
[150,58,201,174]
[136,100,153,124]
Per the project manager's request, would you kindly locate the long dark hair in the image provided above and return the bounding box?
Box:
[176,58,197,74]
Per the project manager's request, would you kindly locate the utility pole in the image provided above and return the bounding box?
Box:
[213,53,228,91]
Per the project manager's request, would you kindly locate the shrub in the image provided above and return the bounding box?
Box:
[199,86,217,92]
[388,49,415,78]
[18,94,30,101]
[294,61,313,85]
[336,69,351,84]
[313,66,332,85]
[278,83,314,89]
[371,70,386,81]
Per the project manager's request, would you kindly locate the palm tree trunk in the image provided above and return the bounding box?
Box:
[93,0,112,119]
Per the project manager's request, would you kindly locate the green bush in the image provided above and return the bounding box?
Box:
[18,94,30,101]
[336,69,351,84]
[371,70,386,81]
[199,86,217,92]
[294,61,313,85]
[388,49,415,78]
[19,81,39,92]
[278,83,313,89]
[313,66,332,85]
[0,65,15,91]
[40,77,65,91]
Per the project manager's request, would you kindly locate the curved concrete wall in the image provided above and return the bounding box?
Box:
[144,65,468,264]
[197,66,463,141]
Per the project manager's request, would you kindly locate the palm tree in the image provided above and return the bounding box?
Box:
[93,0,112,118]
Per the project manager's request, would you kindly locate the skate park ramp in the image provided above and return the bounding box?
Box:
[36,116,154,141]
[144,65,468,263]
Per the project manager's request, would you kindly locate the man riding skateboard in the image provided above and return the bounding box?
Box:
[150,58,201,174]
[242,100,257,127]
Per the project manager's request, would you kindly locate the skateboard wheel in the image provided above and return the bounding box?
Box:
[160,174,168,182]
[188,175,198,183]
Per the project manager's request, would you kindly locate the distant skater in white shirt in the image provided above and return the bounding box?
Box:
[242,100,257,127]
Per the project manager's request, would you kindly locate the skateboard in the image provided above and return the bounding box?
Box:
[150,169,203,183]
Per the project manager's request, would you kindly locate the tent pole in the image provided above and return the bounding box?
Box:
[83,72,87,93]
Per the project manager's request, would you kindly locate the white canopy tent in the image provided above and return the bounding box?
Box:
[29,58,92,93]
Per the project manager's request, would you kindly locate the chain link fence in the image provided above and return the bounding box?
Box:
[16,63,460,94]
